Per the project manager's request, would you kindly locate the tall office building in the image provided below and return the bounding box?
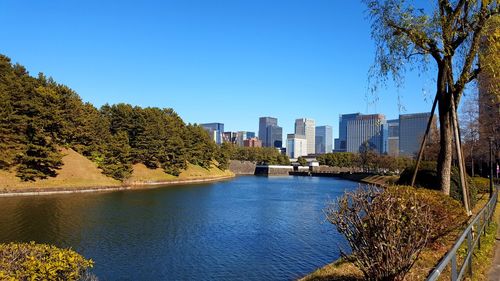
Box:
[295,118,315,155]
[286,134,308,159]
[223,131,237,144]
[267,125,283,148]
[399,113,433,157]
[243,137,262,147]
[201,123,224,144]
[386,119,400,157]
[315,125,333,154]
[335,113,361,152]
[259,117,283,148]
[346,114,386,154]
[234,131,255,146]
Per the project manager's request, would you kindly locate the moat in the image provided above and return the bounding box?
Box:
[0,176,358,280]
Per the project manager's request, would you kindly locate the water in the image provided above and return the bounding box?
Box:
[0,176,358,281]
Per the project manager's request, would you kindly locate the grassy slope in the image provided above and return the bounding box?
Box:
[0,148,121,189]
[125,163,234,184]
[0,149,234,190]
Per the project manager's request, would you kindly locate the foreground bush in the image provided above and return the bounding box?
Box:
[471,176,491,194]
[325,185,467,281]
[0,242,94,281]
[398,161,478,207]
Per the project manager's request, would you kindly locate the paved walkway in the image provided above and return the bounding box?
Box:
[488,191,500,281]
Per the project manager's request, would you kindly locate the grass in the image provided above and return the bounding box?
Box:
[125,162,234,185]
[0,148,234,191]
[464,193,499,281]
[299,192,498,281]
[0,148,121,190]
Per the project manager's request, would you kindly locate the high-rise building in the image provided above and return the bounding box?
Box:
[223,131,237,144]
[387,119,399,157]
[243,137,262,147]
[259,117,283,148]
[346,114,386,154]
[201,123,224,144]
[295,118,315,155]
[267,125,283,148]
[286,134,308,159]
[335,113,361,152]
[399,113,433,157]
[315,125,333,154]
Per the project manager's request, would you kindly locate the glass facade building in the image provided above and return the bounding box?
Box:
[259,117,282,148]
[399,113,433,157]
[386,119,399,156]
[201,123,224,144]
[346,114,386,154]
[335,113,361,152]
[315,125,333,154]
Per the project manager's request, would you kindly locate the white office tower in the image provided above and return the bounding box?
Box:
[286,134,308,159]
[294,118,315,155]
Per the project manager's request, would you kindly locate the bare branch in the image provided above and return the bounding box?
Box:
[453,3,493,101]
[386,21,443,62]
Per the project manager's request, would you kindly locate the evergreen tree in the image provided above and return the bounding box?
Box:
[99,131,132,180]
[16,124,62,181]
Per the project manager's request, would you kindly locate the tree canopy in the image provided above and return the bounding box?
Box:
[364,0,498,194]
[0,54,230,181]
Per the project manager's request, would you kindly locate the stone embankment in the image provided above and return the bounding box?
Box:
[229,160,257,175]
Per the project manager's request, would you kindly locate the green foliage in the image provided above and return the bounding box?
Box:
[215,142,233,170]
[16,124,63,181]
[225,145,290,165]
[297,156,307,166]
[471,176,491,194]
[0,242,94,281]
[398,161,478,207]
[317,152,413,173]
[317,152,359,168]
[99,131,133,180]
[0,54,229,182]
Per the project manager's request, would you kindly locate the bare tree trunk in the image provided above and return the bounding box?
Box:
[471,145,475,177]
[437,102,453,195]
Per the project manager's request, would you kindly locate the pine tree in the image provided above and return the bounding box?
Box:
[99,131,132,180]
[16,124,63,181]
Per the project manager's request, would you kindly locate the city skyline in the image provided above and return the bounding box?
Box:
[0,1,444,141]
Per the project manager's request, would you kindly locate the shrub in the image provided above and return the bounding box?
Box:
[325,185,433,281]
[472,176,491,194]
[386,186,467,242]
[325,185,467,281]
[0,242,94,281]
[397,161,478,207]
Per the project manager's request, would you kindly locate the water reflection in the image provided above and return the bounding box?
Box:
[0,176,357,280]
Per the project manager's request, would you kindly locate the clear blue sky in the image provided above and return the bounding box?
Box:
[0,0,439,139]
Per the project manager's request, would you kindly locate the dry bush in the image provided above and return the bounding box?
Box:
[325,185,433,281]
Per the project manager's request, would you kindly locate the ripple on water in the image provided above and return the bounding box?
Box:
[0,176,357,280]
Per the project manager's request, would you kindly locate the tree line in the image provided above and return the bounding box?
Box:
[316,152,414,172]
[0,55,229,181]
[220,143,290,165]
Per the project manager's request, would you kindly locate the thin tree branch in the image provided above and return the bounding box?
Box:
[386,21,443,62]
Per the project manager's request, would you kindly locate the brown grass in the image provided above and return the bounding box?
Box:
[125,163,234,185]
[0,148,120,189]
[0,149,234,191]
